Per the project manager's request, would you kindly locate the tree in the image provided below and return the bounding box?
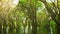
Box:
[19,0,37,34]
[39,0,60,34]
[0,0,19,34]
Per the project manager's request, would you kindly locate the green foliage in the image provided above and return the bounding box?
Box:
[0,0,57,34]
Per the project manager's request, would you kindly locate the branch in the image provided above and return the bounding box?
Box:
[40,0,57,22]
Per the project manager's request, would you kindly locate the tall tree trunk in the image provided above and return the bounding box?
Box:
[0,23,2,34]
[56,20,60,34]
[28,21,31,34]
[25,0,37,34]
[32,23,37,34]
[30,5,37,34]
